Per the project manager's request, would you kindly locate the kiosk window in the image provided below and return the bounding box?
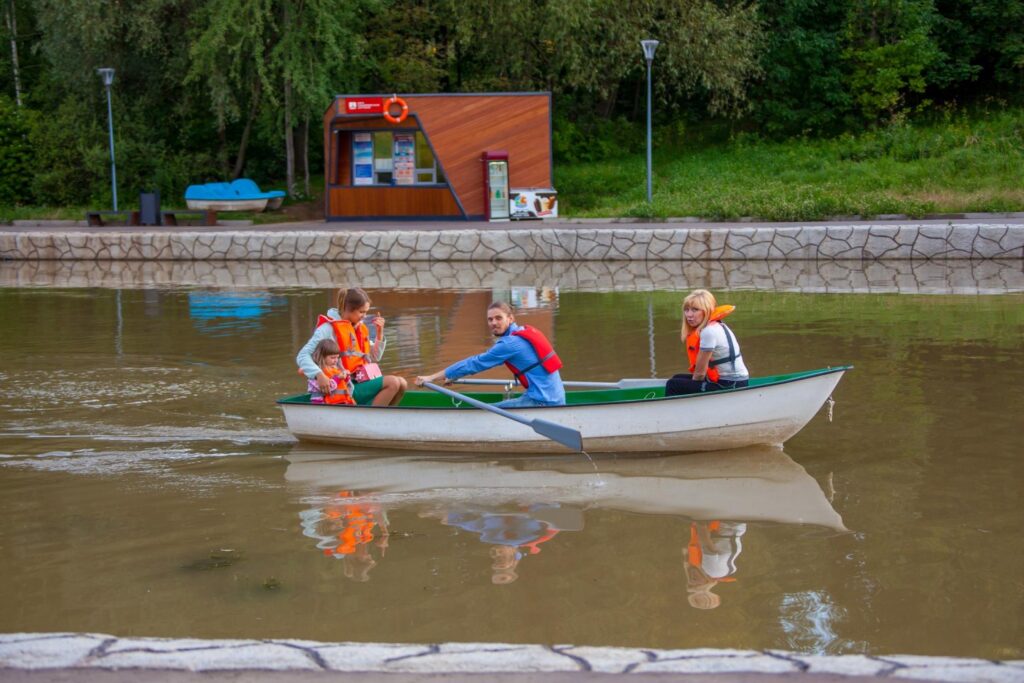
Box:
[415,132,445,184]
[351,131,444,186]
[373,132,393,184]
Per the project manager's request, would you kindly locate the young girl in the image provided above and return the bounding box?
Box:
[308,338,354,405]
[296,287,408,406]
[666,289,750,396]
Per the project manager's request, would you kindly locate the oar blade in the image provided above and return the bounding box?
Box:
[532,418,583,452]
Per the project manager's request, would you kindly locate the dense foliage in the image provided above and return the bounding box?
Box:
[0,0,1021,208]
[556,106,1024,220]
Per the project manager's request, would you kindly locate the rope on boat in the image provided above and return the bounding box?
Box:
[826,395,835,422]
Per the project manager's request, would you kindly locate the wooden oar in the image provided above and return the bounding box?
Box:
[422,382,583,452]
[453,378,667,390]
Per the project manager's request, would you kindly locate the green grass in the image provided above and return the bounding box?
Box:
[0,205,91,222]
[5,112,1023,224]
[555,108,1024,221]
[0,176,324,225]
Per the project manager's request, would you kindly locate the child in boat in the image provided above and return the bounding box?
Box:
[308,338,354,405]
[666,289,749,396]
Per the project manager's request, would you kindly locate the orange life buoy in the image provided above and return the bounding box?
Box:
[382,95,409,124]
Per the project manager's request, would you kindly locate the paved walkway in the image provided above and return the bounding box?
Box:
[5,216,1024,233]
[5,633,1021,683]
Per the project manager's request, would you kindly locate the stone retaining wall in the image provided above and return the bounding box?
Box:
[1,224,1022,261]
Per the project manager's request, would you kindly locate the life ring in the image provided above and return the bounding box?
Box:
[382,95,409,124]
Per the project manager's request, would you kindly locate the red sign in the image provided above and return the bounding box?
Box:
[343,97,384,115]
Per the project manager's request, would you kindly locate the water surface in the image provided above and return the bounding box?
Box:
[0,262,1021,658]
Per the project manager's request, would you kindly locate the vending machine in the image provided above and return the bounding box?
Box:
[481,151,510,221]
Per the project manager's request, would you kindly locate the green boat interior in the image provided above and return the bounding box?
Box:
[277,367,849,409]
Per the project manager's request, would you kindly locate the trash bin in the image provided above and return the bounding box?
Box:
[139,190,161,226]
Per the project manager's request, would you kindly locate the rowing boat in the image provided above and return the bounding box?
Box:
[284,445,847,530]
[277,366,850,454]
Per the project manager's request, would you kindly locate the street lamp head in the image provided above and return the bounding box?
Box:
[96,68,115,87]
[641,39,659,63]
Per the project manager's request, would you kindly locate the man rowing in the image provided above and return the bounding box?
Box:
[415,301,566,408]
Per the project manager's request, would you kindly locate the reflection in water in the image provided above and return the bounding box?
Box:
[285,445,847,529]
[300,491,390,582]
[685,521,745,610]
[6,258,1024,294]
[188,291,286,336]
[780,590,853,654]
[422,503,582,585]
[287,445,845,595]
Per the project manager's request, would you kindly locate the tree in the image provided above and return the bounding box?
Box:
[188,0,366,194]
[843,0,942,122]
[0,94,32,203]
[437,0,763,118]
[930,0,1024,96]
[752,0,851,136]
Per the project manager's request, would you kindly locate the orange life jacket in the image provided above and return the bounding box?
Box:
[322,366,355,405]
[685,305,740,383]
[504,325,563,389]
[317,314,372,373]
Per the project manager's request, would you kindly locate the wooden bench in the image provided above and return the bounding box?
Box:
[161,209,218,226]
[85,210,141,227]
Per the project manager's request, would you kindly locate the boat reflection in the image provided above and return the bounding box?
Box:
[285,446,846,591]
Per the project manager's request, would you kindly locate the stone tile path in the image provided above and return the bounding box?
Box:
[2,634,1022,682]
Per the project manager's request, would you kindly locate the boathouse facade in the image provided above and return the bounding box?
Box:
[322,92,553,221]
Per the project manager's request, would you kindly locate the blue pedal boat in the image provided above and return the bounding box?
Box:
[185,178,285,212]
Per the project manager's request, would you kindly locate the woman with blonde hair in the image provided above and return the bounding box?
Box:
[666,289,749,396]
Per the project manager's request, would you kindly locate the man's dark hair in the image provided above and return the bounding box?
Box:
[487,301,514,315]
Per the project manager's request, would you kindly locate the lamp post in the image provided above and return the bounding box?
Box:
[640,39,659,204]
[97,67,118,211]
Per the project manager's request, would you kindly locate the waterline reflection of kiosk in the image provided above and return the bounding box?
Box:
[284,445,847,531]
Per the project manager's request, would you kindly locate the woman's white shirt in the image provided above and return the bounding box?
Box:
[699,322,749,380]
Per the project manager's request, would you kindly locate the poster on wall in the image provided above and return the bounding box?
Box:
[510,189,558,220]
[353,133,373,185]
[393,133,415,185]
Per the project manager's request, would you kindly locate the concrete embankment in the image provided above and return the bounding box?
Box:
[5,633,1022,682]
[1,219,1022,261]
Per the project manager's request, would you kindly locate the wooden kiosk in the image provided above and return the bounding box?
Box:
[323,92,553,221]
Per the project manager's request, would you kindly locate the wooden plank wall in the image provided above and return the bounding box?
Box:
[327,187,461,218]
[409,94,551,218]
[323,94,551,219]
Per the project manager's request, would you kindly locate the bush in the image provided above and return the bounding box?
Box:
[0,97,36,205]
[553,114,644,163]
[29,98,107,206]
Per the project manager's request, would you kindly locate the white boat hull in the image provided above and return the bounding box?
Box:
[280,369,846,454]
[186,198,269,212]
